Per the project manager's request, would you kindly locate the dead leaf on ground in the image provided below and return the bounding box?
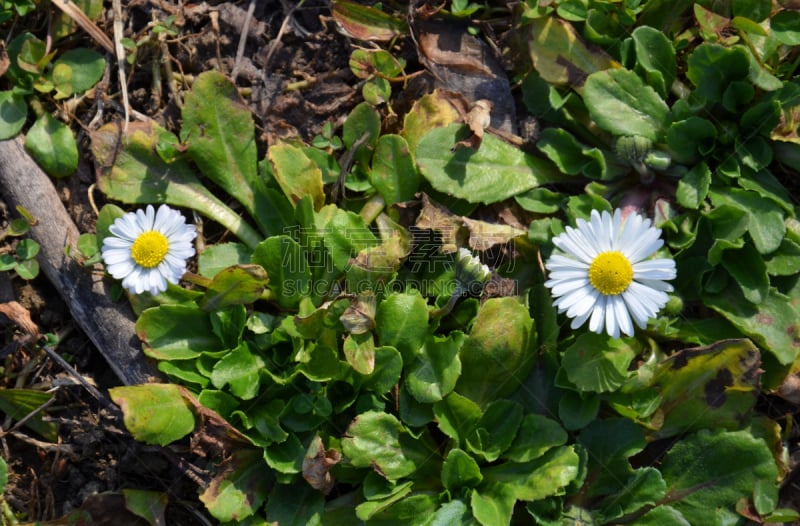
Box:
[462,217,528,251]
[178,386,253,459]
[0,301,39,340]
[411,15,516,134]
[302,435,342,495]
[0,41,9,78]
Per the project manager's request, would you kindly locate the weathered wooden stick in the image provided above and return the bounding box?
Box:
[0,137,160,385]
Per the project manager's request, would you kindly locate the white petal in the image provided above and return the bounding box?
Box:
[106,260,135,279]
[554,229,596,264]
[635,278,674,292]
[109,214,142,241]
[624,229,663,263]
[549,277,591,297]
[546,254,589,271]
[610,295,634,337]
[604,301,620,339]
[560,287,598,319]
[633,259,676,280]
[102,237,133,251]
[547,269,590,281]
[589,295,607,334]
[102,249,133,266]
[589,210,611,252]
[569,306,592,330]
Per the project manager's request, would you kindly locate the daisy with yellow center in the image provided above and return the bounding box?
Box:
[101,204,197,295]
[544,208,676,338]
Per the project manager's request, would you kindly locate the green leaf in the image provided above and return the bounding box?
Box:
[264,433,304,474]
[561,333,638,393]
[477,445,580,504]
[364,493,439,524]
[109,384,196,446]
[355,479,413,521]
[431,500,470,526]
[667,118,717,164]
[613,469,670,520]
[123,489,168,526]
[406,332,463,403]
[733,0,771,22]
[264,481,324,525]
[578,418,646,495]
[341,411,418,480]
[637,506,690,525]
[0,388,58,441]
[200,449,269,522]
[91,121,262,249]
[24,113,78,178]
[401,90,460,152]
[331,0,408,41]
[15,238,39,260]
[771,10,800,45]
[502,414,567,463]
[182,71,260,218]
[268,143,325,210]
[676,162,711,209]
[536,128,622,180]
[375,290,429,363]
[558,390,600,431]
[598,468,666,522]
[322,206,378,272]
[252,235,310,310]
[0,91,27,140]
[343,101,381,172]
[343,332,376,375]
[359,345,403,395]
[686,44,750,103]
[210,343,264,400]
[14,258,38,280]
[76,233,99,259]
[456,297,536,407]
[197,242,251,278]
[416,124,561,204]
[136,304,223,360]
[0,456,9,494]
[51,48,104,98]
[441,448,483,491]
[704,288,800,366]
[199,264,269,311]
[661,429,779,525]
[369,134,420,205]
[433,392,482,444]
[471,483,516,526]
[721,243,769,304]
[466,399,524,462]
[583,68,671,141]
[649,339,761,438]
[631,25,676,98]
[525,16,618,89]
[764,238,800,276]
[709,188,785,255]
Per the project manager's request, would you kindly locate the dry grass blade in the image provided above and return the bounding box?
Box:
[50,0,114,54]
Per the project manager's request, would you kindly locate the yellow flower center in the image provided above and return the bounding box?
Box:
[130,231,169,268]
[589,251,634,295]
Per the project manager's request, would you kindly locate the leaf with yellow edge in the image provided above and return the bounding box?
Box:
[648,339,761,439]
[526,17,619,90]
[268,143,325,210]
[402,89,460,152]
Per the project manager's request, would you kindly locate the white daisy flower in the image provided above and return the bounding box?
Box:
[101,204,197,295]
[544,208,676,338]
